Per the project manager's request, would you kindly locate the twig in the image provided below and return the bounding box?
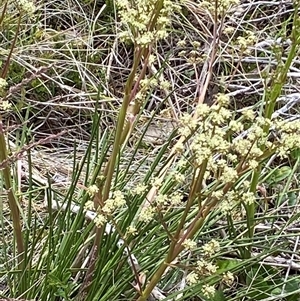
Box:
[0,131,68,170]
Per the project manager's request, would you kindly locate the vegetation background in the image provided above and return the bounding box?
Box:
[1,0,300,300]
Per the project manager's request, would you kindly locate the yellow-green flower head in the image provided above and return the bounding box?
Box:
[0,78,8,91]
[17,0,36,17]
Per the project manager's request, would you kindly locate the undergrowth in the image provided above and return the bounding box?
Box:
[1,0,300,300]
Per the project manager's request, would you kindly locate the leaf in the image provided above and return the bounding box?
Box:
[288,192,297,206]
[245,265,284,300]
[216,259,240,273]
[212,290,226,301]
[291,148,300,159]
[268,166,292,184]
[284,277,300,294]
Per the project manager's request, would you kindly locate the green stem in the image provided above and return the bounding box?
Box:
[102,47,143,200]
[244,169,260,258]
[265,11,299,120]
[137,181,235,301]
[245,3,300,258]
[84,46,144,299]
[136,246,175,301]
[0,121,24,271]
[136,202,212,301]
[173,161,208,242]
[1,15,21,78]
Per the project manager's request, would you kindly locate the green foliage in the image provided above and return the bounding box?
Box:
[1,0,300,301]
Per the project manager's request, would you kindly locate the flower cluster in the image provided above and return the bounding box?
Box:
[222,271,234,286]
[219,183,255,216]
[0,78,8,91]
[178,113,197,137]
[133,183,148,195]
[184,238,233,297]
[0,78,8,99]
[0,100,12,111]
[202,284,216,297]
[87,185,99,197]
[273,119,300,158]
[125,225,138,237]
[84,189,127,228]
[196,259,218,276]
[185,239,222,297]
[182,239,197,250]
[116,0,181,45]
[202,239,220,257]
[137,189,184,223]
[16,0,36,17]
[176,93,300,219]
[102,190,126,214]
[133,76,159,108]
[138,205,156,223]
[236,30,257,54]
[200,0,239,15]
